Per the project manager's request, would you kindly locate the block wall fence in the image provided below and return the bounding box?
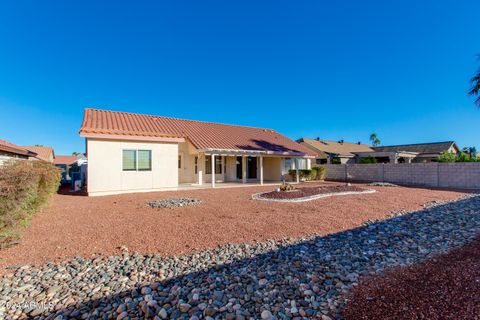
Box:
[319,163,480,189]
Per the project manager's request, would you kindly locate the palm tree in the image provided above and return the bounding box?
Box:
[370,133,381,147]
[469,55,480,106]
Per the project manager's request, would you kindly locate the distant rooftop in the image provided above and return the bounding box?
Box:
[373,141,458,154]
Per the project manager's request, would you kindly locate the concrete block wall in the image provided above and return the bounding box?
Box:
[320,163,480,189]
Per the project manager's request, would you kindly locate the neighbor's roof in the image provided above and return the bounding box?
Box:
[297,138,373,157]
[0,139,37,157]
[373,141,458,154]
[79,109,316,156]
[54,155,78,165]
[24,146,54,162]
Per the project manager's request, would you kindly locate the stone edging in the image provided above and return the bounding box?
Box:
[251,189,377,203]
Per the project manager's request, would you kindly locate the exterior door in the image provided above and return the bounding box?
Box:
[236,156,242,179]
[247,156,257,179]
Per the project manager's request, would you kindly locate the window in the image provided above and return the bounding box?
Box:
[215,156,222,174]
[283,158,292,174]
[205,156,211,174]
[178,155,182,169]
[138,150,152,171]
[194,156,198,174]
[122,150,136,171]
[123,149,151,171]
[205,156,223,174]
[297,159,308,170]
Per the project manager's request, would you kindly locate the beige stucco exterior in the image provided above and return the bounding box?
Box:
[85,137,312,196]
[86,138,179,196]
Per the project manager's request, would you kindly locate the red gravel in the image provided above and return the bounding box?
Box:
[0,182,467,273]
[343,236,480,320]
[259,185,366,200]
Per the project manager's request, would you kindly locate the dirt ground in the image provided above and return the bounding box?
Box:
[0,182,467,271]
[343,235,480,320]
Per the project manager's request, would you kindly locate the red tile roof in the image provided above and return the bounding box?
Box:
[0,139,36,157]
[54,155,78,165]
[80,109,315,156]
[24,146,55,162]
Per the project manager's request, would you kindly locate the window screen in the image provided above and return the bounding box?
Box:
[122,150,137,171]
[138,150,152,171]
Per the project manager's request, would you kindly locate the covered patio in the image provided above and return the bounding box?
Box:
[192,149,311,188]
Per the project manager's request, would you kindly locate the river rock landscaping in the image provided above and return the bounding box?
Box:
[1,194,479,319]
[148,198,202,209]
[253,185,374,202]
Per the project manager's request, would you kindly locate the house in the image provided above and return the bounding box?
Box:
[0,139,37,165]
[23,145,55,162]
[54,154,87,183]
[297,138,373,164]
[79,109,316,196]
[372,141,459,163]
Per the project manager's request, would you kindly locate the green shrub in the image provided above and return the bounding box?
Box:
[0,160,61,237]
[288,169,312,181]
[437,151,457,163]
[311,166,327,180]
[359,156,378,164]
[331,158,341,164]
[438,151,478,163]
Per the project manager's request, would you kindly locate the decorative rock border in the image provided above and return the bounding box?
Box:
[252,189,376,203]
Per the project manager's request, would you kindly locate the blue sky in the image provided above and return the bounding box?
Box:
[0,1,478,155]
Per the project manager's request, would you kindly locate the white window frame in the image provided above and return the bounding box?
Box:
[122,149,152,172]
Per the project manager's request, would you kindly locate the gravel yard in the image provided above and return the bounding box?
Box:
[1,193,479,319]
[0,182,467,271]
[343,232,480,320]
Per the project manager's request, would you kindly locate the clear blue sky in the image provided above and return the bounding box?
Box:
[0,1,478,155]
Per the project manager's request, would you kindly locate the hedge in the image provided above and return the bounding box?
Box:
[0,160,61,237]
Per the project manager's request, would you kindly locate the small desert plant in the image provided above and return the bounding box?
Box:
[279,183,295,191]
[0,160,61,242]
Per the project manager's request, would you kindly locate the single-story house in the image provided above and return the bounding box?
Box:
[23,145,55,162]
[372,141,459,163]
[0,139,37,165]
[79,109,316,196]
[297,138,373,164]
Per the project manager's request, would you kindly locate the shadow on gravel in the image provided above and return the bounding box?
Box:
[13,195,480,320]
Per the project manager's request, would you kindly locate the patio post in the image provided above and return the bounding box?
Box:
[259,156,264,185]
[242,155,247,183]
[198,154,203,185]
[211,154,215,188]
[295,158,300,183]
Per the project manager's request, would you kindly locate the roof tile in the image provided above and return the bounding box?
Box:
[80,109,315,156]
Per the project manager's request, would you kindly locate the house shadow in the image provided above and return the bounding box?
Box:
[30,196,480,319]
[235,139,305,154]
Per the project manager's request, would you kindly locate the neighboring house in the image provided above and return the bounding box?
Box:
[372,141,459,163]
[297,138,373,164]
[23,145,55,162]
[79,108,315,196]
[54,155,82,182]
[0,139,37,165]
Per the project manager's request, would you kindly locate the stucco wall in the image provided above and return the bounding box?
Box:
[320,163,480,189]
[87,138,178,196]
[263,157,282,181]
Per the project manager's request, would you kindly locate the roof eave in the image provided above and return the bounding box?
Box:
[80,132,185,143]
